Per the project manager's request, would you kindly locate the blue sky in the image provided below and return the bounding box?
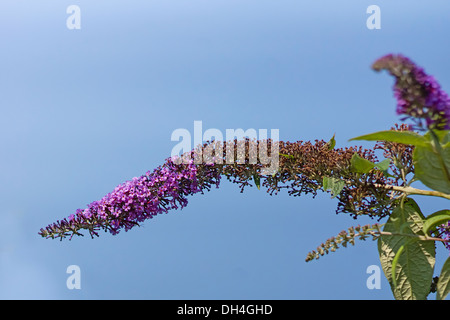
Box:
[1,0,450,299]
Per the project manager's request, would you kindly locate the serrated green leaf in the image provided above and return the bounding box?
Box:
[350,153,376,173]
[437,257,450,300]
[391,239,412,289]
[378,198,435,300]
[423,210,450,236]
[350,130,429,147]
[390,243,405,290]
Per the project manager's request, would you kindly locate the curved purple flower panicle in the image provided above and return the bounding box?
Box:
[39,156,221,240]
[372,54,450,130]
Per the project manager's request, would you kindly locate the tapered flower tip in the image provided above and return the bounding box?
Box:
[372,53,450,130]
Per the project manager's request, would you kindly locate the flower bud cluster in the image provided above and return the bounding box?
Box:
[305,224,382,262]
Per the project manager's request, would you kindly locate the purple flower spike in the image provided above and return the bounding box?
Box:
[372,54,450,130]
[38,157,221,240]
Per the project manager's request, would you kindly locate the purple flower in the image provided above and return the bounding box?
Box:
[39,157,221,240]
[437,222,450,252]
[372,54,450,130]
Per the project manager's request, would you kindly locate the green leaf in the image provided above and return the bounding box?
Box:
[423,210,450,236]
[390,243,406,289]
[376,159,391,171]
[322,176,345,199]
[322,176,330,190]
[279,153,294,159]
[430,129,450,144]
[413,131,450,194]
[350,153,376,173]
[378,198,436,300]
[350,130,429,147]
[391,238,419,289]
[331,180,345,199]
[376,159,394,178]
[253,173,261,190]
[327,133,336,150]
[437,257,450,300]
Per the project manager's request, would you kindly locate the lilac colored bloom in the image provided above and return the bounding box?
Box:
[39,157,221,240]
[437,222,450,251]
[372,54,450,130]
[39,138,399,240]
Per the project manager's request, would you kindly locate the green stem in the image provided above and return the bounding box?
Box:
[375,184,450,200]
[379,231,448,242]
